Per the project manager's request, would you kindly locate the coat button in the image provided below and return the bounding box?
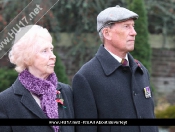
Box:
[133,91,137,96]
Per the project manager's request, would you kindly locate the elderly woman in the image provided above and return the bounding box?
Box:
[0,25,74,132]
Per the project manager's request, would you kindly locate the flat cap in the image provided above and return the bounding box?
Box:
[97,5,139,32]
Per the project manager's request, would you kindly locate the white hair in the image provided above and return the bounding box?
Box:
[9,25,52,73]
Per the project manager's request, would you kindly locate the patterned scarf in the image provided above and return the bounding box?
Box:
[19,69,59,132]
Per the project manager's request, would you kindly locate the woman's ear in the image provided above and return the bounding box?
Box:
[102,28,111,40]
[24,58,32,66]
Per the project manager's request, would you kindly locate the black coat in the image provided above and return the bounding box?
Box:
[0,78,74,132]
[72,45,158,132]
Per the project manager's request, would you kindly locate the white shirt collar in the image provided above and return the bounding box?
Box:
[104,47,129,65]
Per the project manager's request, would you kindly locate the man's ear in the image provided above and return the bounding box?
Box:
[102,28,111,40]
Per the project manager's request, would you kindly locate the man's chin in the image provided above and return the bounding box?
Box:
[128,47,134,52]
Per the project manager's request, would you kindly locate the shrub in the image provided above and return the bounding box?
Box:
[155,105,175,118]
[54,52,69,84]
[129,0,151,72]
[0,68,18,92]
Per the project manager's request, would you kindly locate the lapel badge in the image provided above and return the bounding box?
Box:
[144,86,151,98]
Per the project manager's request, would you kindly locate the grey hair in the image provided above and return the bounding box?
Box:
[99,30,104,43]
[98,22,115,43]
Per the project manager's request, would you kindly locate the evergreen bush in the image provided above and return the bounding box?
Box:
[0,68,18,92]
[129,0,151,72]
[54,52,69,84]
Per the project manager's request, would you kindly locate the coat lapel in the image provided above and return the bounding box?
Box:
[96,45,121,76]
[96,45,144,75]
[128,53,144,74]
[56,83,64,118]
[12,78,48,118]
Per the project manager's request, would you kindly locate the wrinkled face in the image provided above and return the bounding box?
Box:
[28,37,56,79]
[105,19,137,56]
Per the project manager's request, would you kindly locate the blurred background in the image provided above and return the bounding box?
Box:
[0,0,175,131]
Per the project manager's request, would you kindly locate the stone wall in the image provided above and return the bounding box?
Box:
[0,34,175,105]
[151,48,175,104]
[151,48,175,77]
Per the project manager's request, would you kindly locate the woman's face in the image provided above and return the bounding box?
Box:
[28,37,56,79]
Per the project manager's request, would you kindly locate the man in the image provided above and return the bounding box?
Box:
[72,5,158,132]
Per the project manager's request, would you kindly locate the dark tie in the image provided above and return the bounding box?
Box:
[121,59,128,66]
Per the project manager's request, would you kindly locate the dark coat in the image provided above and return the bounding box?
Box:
[72,45,158,132]
[0,78,74,132]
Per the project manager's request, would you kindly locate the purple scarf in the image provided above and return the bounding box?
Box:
[19,69,59,132]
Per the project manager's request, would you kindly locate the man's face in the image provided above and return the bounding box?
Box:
[105,19,137,56]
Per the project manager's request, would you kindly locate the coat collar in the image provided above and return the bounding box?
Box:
[13,79,64,119]
[96,45,144,75]
[12,78,48,119]
[56,82,64,118]
[57,82,62,91]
